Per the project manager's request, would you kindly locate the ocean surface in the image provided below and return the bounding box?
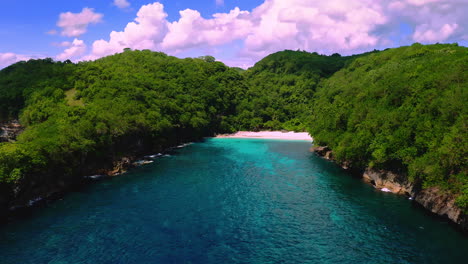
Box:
[1,138,467,264]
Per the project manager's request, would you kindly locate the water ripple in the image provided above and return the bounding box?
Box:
[0,139,467,264]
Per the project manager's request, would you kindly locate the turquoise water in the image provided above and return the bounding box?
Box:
[0,138,467,264]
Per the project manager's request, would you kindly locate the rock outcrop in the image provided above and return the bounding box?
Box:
[0,120,23,142]
[311,146,468,233]
[362,168,416,196]
[415,187,468,231]
[109,157,132,176]
[310,146,333,160]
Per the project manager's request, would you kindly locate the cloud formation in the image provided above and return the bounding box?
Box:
[388,0,466,43]
[114,0,131,9]
[161,7,252,53]
[56,39,87,61]
[85,0,391,63]
[0,53,31,69]
[52,41,73,47]
[84,3,168,60]
[57,8,103,37]
[77,0,468,66]
[243,0,388,58]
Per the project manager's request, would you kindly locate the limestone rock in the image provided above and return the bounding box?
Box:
[415,187,468,231]
[363,168,415,196]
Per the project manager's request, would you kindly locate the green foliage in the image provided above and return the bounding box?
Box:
[0,58,75,121]
[0,143,44,183]
[65,88,84,106]
[0,50,245,190]
[198,55,216,63]
[309,43,467,209]
[454,173,468,210]
[235,50,366,131]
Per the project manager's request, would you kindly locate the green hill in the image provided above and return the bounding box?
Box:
[234,50,366,131]
[0,59,75,121]
[309,43,467,208]
[0,50,244,213]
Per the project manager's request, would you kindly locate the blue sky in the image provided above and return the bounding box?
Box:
[0,0,466,68]
[0,1,260,56]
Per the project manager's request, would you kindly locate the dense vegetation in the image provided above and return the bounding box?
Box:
[0,43,466,214]
[309,43,467,208]
[0,59,75,121]
[235,50,359,131]
[0,50,244,209]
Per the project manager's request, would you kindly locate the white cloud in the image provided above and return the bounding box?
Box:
[242,0,388,58]
[56,39,87,61]
[78,0,467,66]
[405,0,442,6]
[413,23,458,42]
[0,53,31,69]
[52,41,73,47]
[114,0,131,9]
[85,2,168,60]
[161,7,252,53]
[83,0,390,63]
[57,8,103,37]
[386,0,466,43]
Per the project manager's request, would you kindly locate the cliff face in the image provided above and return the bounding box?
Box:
[415,187,468,231]
[311,146,468,232]
[362,169,416,196]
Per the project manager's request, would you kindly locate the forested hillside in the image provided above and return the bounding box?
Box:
[234,50,361,131]
[0,59,75,121]
[309,43,467,209]
[0,44,466,219]
[0,50,245,212]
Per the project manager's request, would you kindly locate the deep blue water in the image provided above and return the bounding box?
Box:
[0,138,467,264]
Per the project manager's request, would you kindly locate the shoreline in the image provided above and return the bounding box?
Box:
[216,131,313,141]
[310,146,468,234]
[1,141,194,224]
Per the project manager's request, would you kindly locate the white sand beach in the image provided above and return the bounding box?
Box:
[216,131,313,141]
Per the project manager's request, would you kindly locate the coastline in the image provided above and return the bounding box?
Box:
[310,146,468,233]
[0,141,194,224]
[216,131,313,141]
[2,132,312,223]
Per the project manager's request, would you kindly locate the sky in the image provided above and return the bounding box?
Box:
[0,0,466,69]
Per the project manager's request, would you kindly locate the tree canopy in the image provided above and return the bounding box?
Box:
[0,50,245,206]
[309,43,467,208]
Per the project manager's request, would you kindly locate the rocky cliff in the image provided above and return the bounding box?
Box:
[311,146,468,232]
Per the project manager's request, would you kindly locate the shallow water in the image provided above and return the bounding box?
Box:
[0,138,467,264]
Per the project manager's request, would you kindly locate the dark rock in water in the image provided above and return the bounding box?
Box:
[310,146,333,160]
[0,120,23,142]
[415,187,468,231]
[109,157,133,176]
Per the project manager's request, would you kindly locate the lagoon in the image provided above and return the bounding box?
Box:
[0,138,467,264]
